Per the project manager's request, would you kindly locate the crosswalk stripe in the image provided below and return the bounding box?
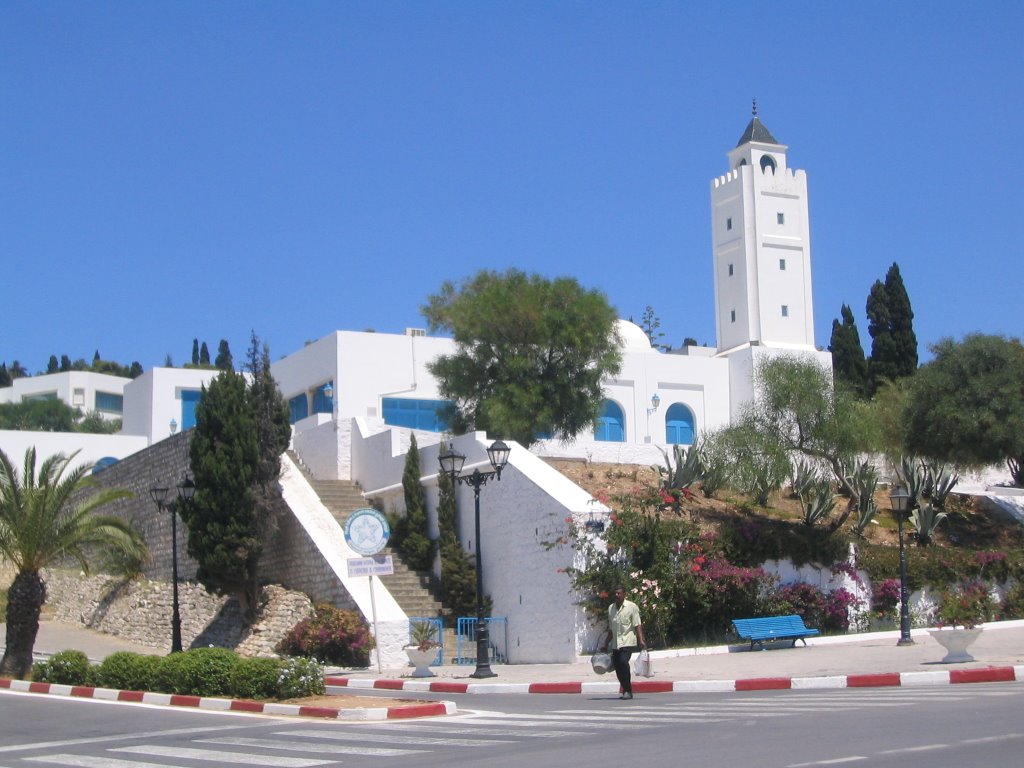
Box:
[356,723,586,737]
[27,755,183,768]
[112,745,331,766]
[281,728,515,747]
[200,737,426,757]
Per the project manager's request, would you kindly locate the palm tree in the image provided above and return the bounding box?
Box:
[0,448,146,678]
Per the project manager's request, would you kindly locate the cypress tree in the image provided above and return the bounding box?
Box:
[215,340,233,371]
[399,434,433,571]
[191,338,200,366]
[828,304,868,396]
[183,333,289,623]
[866,263,918,394]
[46,356,59,374]
[199,341,211,366]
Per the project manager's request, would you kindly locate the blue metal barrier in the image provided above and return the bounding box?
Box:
[455,616,507,665]
[407,617,444,665]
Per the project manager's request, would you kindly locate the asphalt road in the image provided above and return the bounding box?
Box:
[2,684,1023,767]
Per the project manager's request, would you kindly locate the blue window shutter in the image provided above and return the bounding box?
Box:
[665,403,695,445]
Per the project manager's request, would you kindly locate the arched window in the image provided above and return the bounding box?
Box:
[760,154,777,174]
[665,403,696,445]
[595,400,625,442]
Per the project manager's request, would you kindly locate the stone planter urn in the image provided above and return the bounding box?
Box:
[928,627,983,663]
[405,647,438,677]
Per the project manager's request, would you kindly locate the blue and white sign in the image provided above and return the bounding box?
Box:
[344,508,391,556]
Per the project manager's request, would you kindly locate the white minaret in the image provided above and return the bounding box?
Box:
[710,103,816,354]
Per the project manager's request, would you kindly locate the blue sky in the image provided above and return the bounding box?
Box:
[3,1,1021,372]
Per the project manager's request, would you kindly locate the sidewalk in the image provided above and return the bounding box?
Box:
[10,619,1024,694]
[327,620,1024,693]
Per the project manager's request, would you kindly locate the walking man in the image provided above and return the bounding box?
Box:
[600,585,646,699]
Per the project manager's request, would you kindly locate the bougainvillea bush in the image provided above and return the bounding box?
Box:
[276,604,375,667]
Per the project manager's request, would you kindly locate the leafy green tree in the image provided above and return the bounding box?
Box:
[8,361,28,380]
[183,334,290,622]
[76,411,120,435]
[215,340,233,371]
[828,304,868,397]
[60,355,72,372]
[0,448,145,678]
[734,354,874,527]
[129,361,144,378]
[705,422,790,507]
[423,269,622,447]
[903,334,1024,485]
[867,263,918,394]
[0,364,9,387]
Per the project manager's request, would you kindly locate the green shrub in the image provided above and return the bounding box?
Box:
[31,649,91,685]
[229,658,284,700]
[275,656,325,700]
[151,648,239,697]
[95,652,164,692]
[999,581,1024,620]
[276,605,375,667]
[936,581,997,628]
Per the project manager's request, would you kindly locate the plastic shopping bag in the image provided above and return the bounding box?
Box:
[591,652,613,674]
[633,649,653,677]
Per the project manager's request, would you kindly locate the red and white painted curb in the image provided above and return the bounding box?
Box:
[326,665,1024,695]
[0,678,456,720]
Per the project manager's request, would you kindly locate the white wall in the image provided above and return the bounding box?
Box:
[352,425,606,663]
[0,430,148,470]
[121,367,219,442]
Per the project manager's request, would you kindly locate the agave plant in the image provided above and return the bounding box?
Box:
[911,503,948,547]
[847,460,879,537]
[655,443,704,494]
[795,466,836,527]
[895,456,928,509]
[924,461,959,509]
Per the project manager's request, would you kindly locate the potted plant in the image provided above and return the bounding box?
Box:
[405,620,441,677]
[928,581,994,663]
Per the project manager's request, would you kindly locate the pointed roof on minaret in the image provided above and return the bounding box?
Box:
[736,99,780,147]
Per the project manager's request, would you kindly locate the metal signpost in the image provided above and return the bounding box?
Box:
[344,508,391,674]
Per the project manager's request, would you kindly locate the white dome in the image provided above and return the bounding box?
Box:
[615,319,651,350]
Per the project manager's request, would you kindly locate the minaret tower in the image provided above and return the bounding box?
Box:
[710,102,816,353]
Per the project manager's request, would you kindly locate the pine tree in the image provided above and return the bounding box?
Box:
[866,263,918,394]
[828,304,868,396]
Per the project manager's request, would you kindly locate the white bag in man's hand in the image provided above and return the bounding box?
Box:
[633,649,653,677]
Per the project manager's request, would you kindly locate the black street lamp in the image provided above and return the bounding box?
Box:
[438,439,511,679]
[889,484,914,646]
[150,479,194,653]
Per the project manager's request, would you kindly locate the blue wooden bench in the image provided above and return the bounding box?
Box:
[732,615,820,650]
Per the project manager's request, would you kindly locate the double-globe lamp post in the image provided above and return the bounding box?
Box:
[149,477,195,653]
[438,439,511,679]
[889,484,915,646]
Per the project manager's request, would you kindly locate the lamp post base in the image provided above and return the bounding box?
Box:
[896,636,915,646]
[470,667,497,679]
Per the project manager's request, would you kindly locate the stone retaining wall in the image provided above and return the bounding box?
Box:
[42,569,314,658]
